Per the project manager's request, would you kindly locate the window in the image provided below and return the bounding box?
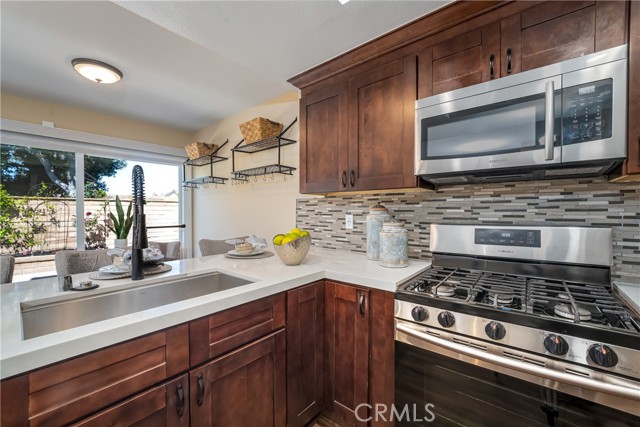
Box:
[1,125,186,282]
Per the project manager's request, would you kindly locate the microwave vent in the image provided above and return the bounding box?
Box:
[545,166,605,176]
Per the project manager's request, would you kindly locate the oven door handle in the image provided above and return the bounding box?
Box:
[396,322,640,401]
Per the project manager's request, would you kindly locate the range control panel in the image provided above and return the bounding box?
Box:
[474,228,541,248]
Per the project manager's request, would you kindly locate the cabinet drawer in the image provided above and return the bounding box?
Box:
[1,324,189,427]
[189,293,285,366]
[71,375,189,427]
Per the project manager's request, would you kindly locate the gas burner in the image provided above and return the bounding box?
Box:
[553,304,592,321]
[435,285,456,297]
[488,292,515,305]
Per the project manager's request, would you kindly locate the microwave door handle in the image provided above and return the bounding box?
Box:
[544,81,555,161]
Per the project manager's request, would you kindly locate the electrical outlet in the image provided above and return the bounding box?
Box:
[345,214,354,230]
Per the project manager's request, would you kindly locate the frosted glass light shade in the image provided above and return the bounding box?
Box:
[72,58,123,84]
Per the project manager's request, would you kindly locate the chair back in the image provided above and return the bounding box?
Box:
[149,241,181,261]
[54,250,113,276]
[1,256,15,284]
[198,237,248,256]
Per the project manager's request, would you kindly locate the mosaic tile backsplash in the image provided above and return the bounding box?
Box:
[296,177,640,284]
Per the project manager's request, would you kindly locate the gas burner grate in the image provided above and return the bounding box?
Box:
[401,266,640,332]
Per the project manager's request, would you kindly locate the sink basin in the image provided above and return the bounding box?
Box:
[21,272,254,339]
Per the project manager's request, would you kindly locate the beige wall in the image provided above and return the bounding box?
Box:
[191,91,313,254]
[1,92,194,148]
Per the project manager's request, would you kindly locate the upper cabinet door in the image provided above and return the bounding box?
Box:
[348,56,417,191]
[431,22,500,95]
[519,1,627,72]
[626,0,640,175]
[299,82,349,193]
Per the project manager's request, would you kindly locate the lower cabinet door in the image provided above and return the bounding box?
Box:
[190,330,286,427]
[71,375,189,427]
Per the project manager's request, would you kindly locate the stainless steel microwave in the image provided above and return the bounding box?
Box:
[415,45,627,186]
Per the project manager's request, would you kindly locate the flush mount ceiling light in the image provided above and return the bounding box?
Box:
[338,0,351,4]
[71,58,123,84]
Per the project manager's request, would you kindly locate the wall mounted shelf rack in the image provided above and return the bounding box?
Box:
[182,140,229,189]
[231,118,297,182]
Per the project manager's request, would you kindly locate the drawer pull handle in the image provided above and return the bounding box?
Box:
[341,170,347,187]
[489,54,495,79]
[176,383,185,417]
[196,374,205,406]
[506,48,512,74]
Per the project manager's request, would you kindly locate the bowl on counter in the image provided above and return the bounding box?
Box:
[273,235,311,266]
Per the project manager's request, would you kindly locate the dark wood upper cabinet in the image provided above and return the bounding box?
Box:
[286,281,325,427]
[299,82,349,193]
[71,375,190,427]
[431,22,500,95]
[190,330,286,427]
[348,56,417,191]
[324,281,370,427]
[623,0,640,176]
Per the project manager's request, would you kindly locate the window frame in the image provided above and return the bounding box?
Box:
[0,119,191,258]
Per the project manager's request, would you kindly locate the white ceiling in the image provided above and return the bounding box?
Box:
[1,0,450,131]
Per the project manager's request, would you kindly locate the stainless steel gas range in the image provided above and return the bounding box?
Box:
[395,224,640,426]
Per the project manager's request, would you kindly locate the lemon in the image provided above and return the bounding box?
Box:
[273,234,285,245]
[285,232,300,240]
[300,230,310,237]
[281,236,295,245]
[290,227,302,235]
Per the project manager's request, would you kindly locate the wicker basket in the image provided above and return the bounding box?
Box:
[239,117,283,144]
[185,142,218,160]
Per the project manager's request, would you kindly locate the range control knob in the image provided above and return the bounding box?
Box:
[543,334,569,356]
[588,344,618,368]
[437,311,455,328]
[411,306,428,322]
[485,321,506,340]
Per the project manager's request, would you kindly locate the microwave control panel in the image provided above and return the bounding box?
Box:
[562,78,613,145]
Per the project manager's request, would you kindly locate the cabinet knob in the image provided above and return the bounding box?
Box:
[489,54,495,79]
[506,48,512,74]
[358,292,366,317]
[196,373,205,406]
[176,383,185,417]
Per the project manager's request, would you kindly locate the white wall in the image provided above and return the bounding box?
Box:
[191,92,309,255]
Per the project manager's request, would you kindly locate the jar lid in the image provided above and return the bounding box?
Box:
[370,203,388,212]
[383,217,405,227]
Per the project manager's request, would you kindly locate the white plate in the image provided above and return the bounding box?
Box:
[227,248,265,257]
[99,265,131,274]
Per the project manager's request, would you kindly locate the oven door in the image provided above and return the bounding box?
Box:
[395,320,640,426]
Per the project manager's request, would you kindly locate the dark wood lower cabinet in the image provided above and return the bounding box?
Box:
[287,281,325,427]
[71,375,189,427]
[324,281,370,427]
[190,330,286,427]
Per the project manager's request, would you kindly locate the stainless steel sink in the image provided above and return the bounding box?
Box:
[21,272,254,339]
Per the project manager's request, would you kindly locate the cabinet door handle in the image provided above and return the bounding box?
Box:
[506,48,512,74]
[341,171,347,187]
[489,54,495,79]
[176,383,185,417]
[349,170,355,187]
[196,374,205,406]
[358,292,366,317]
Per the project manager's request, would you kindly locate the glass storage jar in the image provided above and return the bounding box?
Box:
[379,218,408,268]
[366,203,391,260]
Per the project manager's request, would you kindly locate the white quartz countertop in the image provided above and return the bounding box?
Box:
[0,248,429,379]
[614,281,640,317]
